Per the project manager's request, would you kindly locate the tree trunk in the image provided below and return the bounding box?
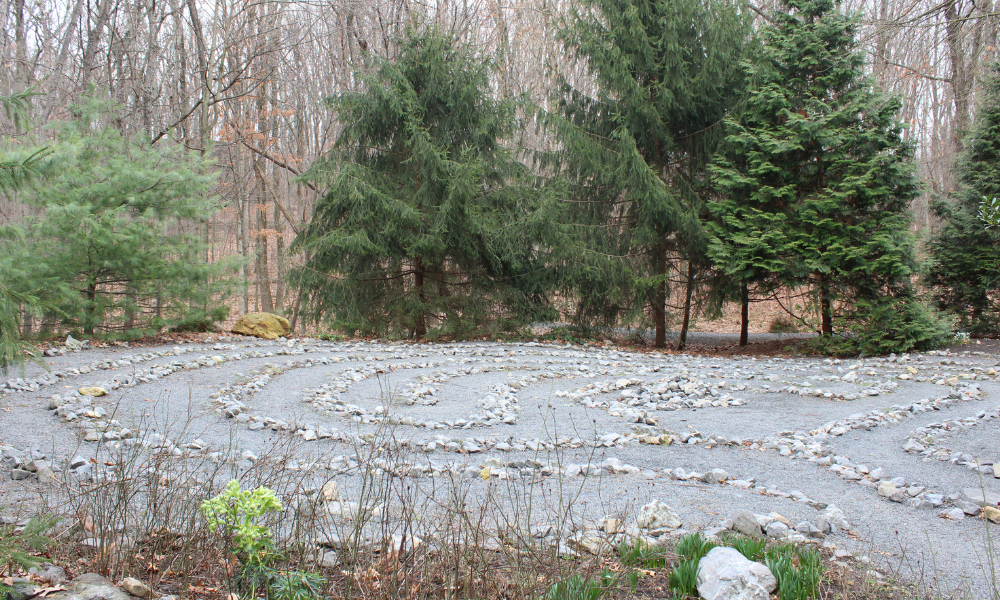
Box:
[273,190,284,313]
[237,192,250,314]
[945,0,971,149]
[255,186,274,313]
[80,0,113,89]
[414,257,427,339]
[20,307,32,338]
[84,280,98,335]
[678,262,695,350]
[740,280,749,346]
[13,0,29,86]
[653,243,667,348]
[45,0,84,117]
[820,276,833,336]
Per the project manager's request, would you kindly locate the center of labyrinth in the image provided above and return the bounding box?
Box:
[2,338,999,593]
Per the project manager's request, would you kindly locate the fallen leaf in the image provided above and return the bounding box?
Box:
[37,586,67,597]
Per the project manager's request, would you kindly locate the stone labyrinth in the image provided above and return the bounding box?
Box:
[1,335,999,595]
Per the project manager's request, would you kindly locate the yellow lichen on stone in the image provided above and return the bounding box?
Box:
[231,312,291,339]
[78,387,107,396]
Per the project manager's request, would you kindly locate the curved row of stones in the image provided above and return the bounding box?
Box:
[26,342,998,457]
[7,340,1000,520]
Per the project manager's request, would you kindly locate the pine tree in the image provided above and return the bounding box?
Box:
[549,0,751,348]
[292,29,564,339]
[710,0,945,352]
[927,65,1000,334]
[1,90,48,374]
[2,98,228,337]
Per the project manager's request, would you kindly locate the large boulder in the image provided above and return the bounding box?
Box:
[231,312,290,339]
[44,573,133,600]
[697,547,777,600]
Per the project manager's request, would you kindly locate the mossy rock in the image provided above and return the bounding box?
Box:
[231,312,291,339]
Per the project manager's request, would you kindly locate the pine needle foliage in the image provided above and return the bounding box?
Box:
[710,0,946,352]
[927,64,1000,334]
[0,514,59,596]
[545,0,751,347]
[0,90,49,375]
[294,28,564,339]
[2,97,230,336]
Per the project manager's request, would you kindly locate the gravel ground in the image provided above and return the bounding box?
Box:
[1,333,998,597]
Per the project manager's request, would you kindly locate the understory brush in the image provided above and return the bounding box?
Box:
[20,391,986,600]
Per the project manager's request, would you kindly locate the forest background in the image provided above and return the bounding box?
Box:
[0,0,997,358]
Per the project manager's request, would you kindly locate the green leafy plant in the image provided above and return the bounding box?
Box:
[674,532,717,562]
[201,480,326,600]
[667,558,699,598]
[666,533,719,598]
[731,535,767,562]
[617,538,668,568]
[201,480,282,556]
[764,544,823,600]
[269,570,327,600]
[542,569,615,600]
[980,196,1000,228]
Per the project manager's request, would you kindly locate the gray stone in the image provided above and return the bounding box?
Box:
[39,565,67,585]
[732,511,763,538]
[955,499,982,516]
[10,468,33,480]
[877,481,906,502]
[923,493,945,507]
[765,521,788,538]
[819,505,850,532]
[812,516,832,534]
[939,508,966,520]
[709,468,730,483]
[45,573,132,600]
[960,488,1000,508]
[697,547,776,600]
[320,550,340,568]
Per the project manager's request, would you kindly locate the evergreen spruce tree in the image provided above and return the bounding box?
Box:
[549,0,751,348]
[2,98,228,337]
[711,0,947,352]
[927,64,1000,334]
[293,29,564,339]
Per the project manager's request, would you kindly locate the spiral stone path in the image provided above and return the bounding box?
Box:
[1,335,998,596]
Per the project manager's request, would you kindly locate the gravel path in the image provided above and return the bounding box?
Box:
[1,334,998,597]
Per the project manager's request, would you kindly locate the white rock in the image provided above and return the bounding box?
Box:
[122,577,152,598]
[820,505,850,532]
[321,480,341,502]
[697,547,777,600]
[636,499,682,530]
